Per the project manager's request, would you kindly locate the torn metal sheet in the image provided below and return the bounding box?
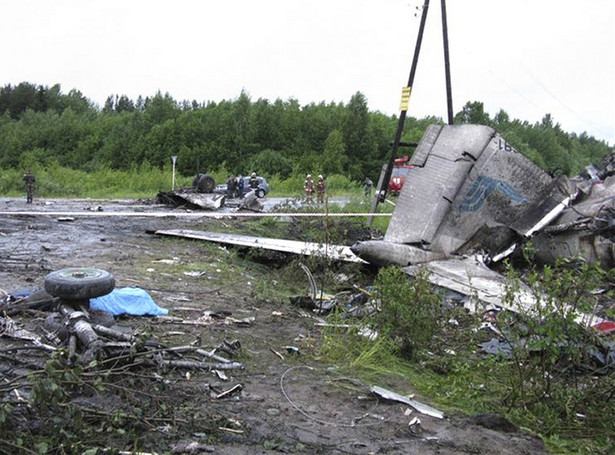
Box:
[531,175,615,267]
[404,256,536,312]
[370,385,444,419]
[0,316,55,349]
[238,190,264,212]
[154,229,366,263]
[403,255,604,327]
[157,189,226,210]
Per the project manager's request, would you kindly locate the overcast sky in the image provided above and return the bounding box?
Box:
[2,0,614,144]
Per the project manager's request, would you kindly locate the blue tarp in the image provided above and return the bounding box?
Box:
[90,287,168,316]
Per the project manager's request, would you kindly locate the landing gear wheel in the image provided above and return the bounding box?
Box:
[256,188,266,198]
[44,268,115,301]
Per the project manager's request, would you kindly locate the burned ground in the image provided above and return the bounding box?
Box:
[0,198,547,454]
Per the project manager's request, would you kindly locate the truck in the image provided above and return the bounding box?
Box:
[387,155,414,196]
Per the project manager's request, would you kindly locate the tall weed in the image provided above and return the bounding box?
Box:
[372,266,443,361]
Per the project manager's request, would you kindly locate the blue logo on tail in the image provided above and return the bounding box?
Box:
[461,176,528,212]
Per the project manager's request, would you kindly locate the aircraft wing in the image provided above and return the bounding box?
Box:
[154,229,366,263]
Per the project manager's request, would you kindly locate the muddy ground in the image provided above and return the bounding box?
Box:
[0,197,547,454]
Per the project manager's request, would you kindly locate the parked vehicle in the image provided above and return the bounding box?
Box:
[215,176,270,198]
[387,156,414,196]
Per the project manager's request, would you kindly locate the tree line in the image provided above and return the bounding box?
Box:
[0,82,611,182]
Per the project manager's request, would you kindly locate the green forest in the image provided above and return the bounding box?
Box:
[0,81,612,194]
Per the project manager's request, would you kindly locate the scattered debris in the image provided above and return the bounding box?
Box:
[214,384,243,399]
[237,190,264,212]
[157,189,226,210]
[370,385,444,419]
[171,441,215,454]
[290,283,379,318]
[594,321,615,335]
[299,263,318,300]
[270,348,285,360]
[408,416,422,429]
[479,319,615,372]
[157,313,254,327]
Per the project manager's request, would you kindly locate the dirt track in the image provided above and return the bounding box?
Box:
[0,197,547,454]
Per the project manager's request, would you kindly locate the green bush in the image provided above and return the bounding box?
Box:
[373,266,443,361]
[497,260,615,424]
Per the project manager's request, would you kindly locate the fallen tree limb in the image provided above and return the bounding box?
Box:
[165,345,231,364]
[2,296,59,316]
[92,324,136,342]
[145,359,244,370]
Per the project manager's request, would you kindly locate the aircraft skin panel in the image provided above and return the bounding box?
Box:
[428,124,494,161]
[167,191,226,210]
[430,130,556,254]
[410,124,442,166]
[385,154,469,244]
[403,256,536,312]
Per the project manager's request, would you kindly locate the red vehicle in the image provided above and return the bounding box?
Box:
[387,155,414,195]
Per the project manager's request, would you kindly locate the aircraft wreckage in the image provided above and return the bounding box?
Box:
[156,123,615,325]
[351,123,615,268]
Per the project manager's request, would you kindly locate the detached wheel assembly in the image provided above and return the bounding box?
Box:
[44,268,115,301]
[196,174,216,193]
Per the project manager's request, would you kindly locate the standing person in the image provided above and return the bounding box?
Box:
[226,175,238,198]
[23,170,36,204]
[249,172,259,190]
[316,175,326,204]
[364,177,373,197]
[237,175,245,197]
[304,174,314,204]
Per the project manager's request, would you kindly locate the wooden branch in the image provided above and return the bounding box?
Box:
[92,324,136,342]
[145,359,244,370]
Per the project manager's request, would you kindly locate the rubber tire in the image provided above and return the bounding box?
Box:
[256,188,266,198]
[196,174,216,193]
[44,268,115,301]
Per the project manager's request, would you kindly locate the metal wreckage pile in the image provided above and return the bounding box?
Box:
[352,124,615,270]
[156,172,265,212]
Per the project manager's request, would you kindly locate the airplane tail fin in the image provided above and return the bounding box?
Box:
[385,124,571,258]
